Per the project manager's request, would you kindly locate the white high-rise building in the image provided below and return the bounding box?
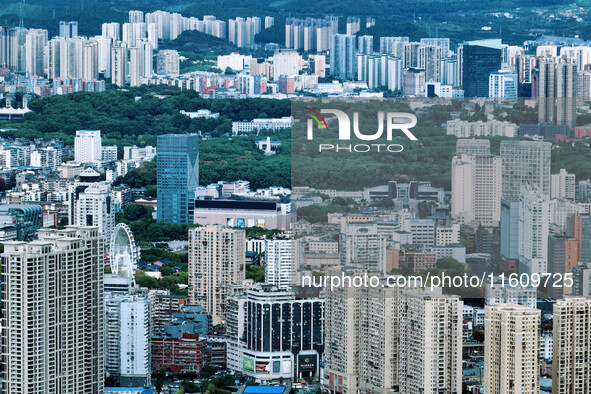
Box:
[59,21,78,38]
[330,34,356,80]
[500,140,551,201]
[74,129,102,163]
[324,281,463,394]
[122,22,147,48]
[111,44,127,87]
[129,42,153,86]
[519,183,551,275]
[105,294,151,386]
[72,182,115,237]
[340,223,387,274]
[1,227,104,394]
[357,35,373,55]
[551,168,576,200]
[102,22,121,40]
[489,69,518,98]
[451,153,502,227]
[264,237,295,288]
[156,49,180,75]
[419,44,442,82]
[24,28,47,77]
[552,297,591,394]
[47,36,100,79]
[265,16,275,29]
[379,36,409,57]
[272,50,302,79]
[398,290,463,394]
[484,304,540,394]
[128,10,144,23]
[188,225,246,324]
[82,40,99,80]
[93,35,113,77]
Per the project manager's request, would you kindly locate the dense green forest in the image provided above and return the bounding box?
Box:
[5,89,290,148]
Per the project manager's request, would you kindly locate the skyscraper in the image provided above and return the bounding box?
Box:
[188,225,245,324]
[518,183,551,275]
[72,182,115,237]
[538,59,577,127]
[500,198,520,272]
[397,289,463,394]
[59,21,79,38]
[461,39,502,97]
[105,294,151,387]
[74,129,102,163]
[552,297,591,394]
[111,44,127,87]
[551,168,576,200]
[339,223,387,274]
[24,29,48,77]
[2,227,104,394]
[264,237,296,288]
[500,140,551,201]
[324,278,463,394]
[330,34,356,80]
[451,153,502,227]
[156,134,199,224]
[156,49,180,75]
[489,69,518,98]
[484,304,540,394]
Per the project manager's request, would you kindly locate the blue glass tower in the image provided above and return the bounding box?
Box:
[157,134,199,224]
[461,39,502,98]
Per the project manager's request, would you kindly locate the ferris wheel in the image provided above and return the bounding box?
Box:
[109,223,140,280]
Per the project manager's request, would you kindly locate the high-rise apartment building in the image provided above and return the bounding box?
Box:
[102,22,121,40]
[397,290,463,394]
[24,29,48,77]
[451,153,502,227]
[72,182,115,237]
[2,227,104,394]
[59,21,78,38]
[551,168,576,200]
[324,277,462,394]
[264,237,296,288]
[500,140,551,201]
[330,34,356,80]
[111,43,127,87]
[538,59,577,127]
[156,134,199,224]
[518,183,551,275]
[552,297,591,394]
[156,49,180,75]
[74,129,102,163]
[188,225,246,324]
[339,223,387,274]
[105,294,151,386]
[484,304,540,394]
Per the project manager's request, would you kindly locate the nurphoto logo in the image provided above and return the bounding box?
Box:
[305,108,418,152]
